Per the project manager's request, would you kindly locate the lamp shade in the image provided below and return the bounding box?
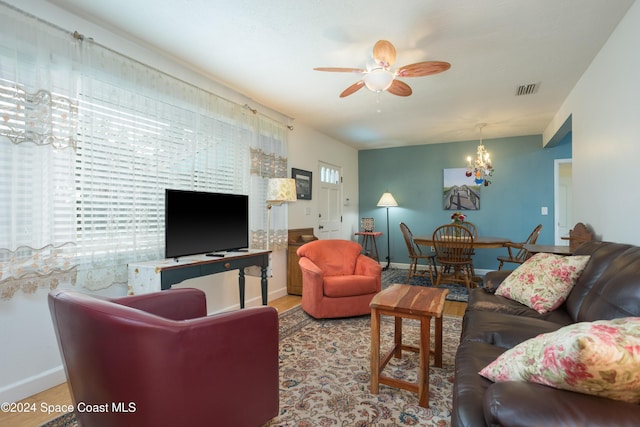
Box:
[267,178,297,203]
[376,192,398,207]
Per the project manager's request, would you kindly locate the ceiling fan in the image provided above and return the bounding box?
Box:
[314,40,451,98]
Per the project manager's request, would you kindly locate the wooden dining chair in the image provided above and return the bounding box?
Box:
[461,221,478,238]
[497,224,543,270]
[567,222,594,252]
[432,224,476,291]
[460,221,478,256]
[400,222,436,284]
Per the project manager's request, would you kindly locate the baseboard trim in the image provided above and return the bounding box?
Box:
[0,366,66,404]
[207,286,289,314]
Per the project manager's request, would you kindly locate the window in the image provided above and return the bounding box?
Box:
[320,164,340,185]
[0,5,287,297]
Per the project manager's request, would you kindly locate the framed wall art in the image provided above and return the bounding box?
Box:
[443,168,480,210]
[292,168,312,200]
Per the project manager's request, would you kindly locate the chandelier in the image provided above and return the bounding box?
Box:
[465,123,493,186]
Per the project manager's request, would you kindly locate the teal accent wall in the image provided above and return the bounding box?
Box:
[358,134,572,270]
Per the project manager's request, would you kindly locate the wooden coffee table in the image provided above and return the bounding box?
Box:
[370,284,449,408]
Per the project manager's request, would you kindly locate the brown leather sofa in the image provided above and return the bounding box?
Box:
[49,288,279,427]
[452,241,640,427]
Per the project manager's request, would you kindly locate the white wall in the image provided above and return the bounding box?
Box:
[287,123,360,240]
[0,0,357,403]
[543,0,640,245]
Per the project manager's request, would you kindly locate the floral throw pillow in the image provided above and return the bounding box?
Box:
[479,318,640,404]
[494,253,590,313]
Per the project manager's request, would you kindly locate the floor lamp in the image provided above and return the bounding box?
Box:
[266,178,297,251]
[377,192,398,270]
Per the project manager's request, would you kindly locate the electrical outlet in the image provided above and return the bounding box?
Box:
[430,246,435,252]
[541,206,548,215]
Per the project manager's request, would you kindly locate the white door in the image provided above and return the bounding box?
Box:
[317,163,342,238]
[554,159,573,244]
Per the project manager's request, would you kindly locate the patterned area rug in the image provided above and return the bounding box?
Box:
[266,306,461,426]
[39,412,74,427]
[383,268,474,302]
[41,306,461,427]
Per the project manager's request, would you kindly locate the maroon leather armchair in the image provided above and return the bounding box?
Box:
[48,288,279,427]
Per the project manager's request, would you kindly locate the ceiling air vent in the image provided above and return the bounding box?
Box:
[516,83,539,96]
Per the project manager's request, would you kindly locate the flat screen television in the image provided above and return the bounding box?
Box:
[165,189,249,259]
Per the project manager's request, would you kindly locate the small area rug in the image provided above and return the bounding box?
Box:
[42,305,461,427]
[382,268,473,302]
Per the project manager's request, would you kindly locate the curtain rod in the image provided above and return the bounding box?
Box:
[0,1,294,129]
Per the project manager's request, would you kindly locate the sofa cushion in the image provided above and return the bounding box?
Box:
[461,310,568,348]
[323,275,378,297]
[576,246,640,322]
[481,270,512,293]
[479,317,640,404]
[495,253,590,314]
[452,341,506,427]
[484,381,640,427]
[565,241,634,321]
[466,288,573,324]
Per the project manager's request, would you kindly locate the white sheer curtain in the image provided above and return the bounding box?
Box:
[249,117,290,251]
[0,3,288,297]
[0,5,78,299]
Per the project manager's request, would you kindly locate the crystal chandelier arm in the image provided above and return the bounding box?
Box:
[465,123,494,186]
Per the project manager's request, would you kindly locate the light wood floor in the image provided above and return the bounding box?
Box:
[1,295,465,427]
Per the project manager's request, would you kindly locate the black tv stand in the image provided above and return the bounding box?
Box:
[206,253,225,257]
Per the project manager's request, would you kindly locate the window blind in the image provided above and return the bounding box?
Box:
[1,3,286,296]
[73,77,251,288]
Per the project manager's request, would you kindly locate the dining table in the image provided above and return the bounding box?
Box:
[413,235,511,249]
[413,235,510,286]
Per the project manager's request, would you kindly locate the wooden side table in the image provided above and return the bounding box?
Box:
[355,231,382,262]
[370,283,449,408]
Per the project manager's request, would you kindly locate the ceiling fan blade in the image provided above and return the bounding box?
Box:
[397,61,451,77]
[373,40,396,68]
[387,79,412,97]
[314,67,366,73]
[339,81,365,98]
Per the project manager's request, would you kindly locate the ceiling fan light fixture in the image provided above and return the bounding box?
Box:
[363,68,394,92]
[315,40,450,98]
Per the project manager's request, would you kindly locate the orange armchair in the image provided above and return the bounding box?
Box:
[48,288,279,427]
[297,239,382,318]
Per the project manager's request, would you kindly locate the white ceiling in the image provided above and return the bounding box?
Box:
[46,0,634,149]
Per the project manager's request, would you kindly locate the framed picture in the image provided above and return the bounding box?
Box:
[443,168,480,210]
[292,168,312,200]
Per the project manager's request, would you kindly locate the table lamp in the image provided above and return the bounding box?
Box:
[377,192,398,270]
